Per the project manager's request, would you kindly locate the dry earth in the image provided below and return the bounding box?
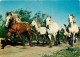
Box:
[0,38,80,57]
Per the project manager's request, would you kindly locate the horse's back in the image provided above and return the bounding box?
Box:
[40,27,46,34]
[12,22,31,32]
[51,22,59,31]
[47,22,59,34]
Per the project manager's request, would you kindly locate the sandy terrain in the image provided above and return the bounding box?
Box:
[0,38,80,57]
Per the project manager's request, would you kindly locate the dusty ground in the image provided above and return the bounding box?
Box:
[0,38,80,57]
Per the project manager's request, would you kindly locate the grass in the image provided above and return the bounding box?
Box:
[42,47,80,57]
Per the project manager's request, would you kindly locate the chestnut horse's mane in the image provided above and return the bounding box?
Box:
[6,12,21,28]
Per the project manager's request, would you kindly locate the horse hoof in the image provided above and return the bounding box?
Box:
[1,47,4,49]
[1,46,4,49]
[49,45,52,48]
[30,45,34,47]
[42,44,44,46]
[54,44,58,46]
[37,41,40,45]
[22,43,25,46]
[58,42,60,44]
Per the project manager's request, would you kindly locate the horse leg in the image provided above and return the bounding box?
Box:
[57,31,60,44]
[46,32,49,44]
[45,34,48,44]
[28,31,32,46]
[53,34,58,45]
[42,35,45,45]
[17,32,22,40]
[65,36,67,43]
[74,34,76,43]
[48,34,52,47]
[17,32,25,46]
[13,34,16,42]
[66,36,68,44]
[73,34,75,45]
[70,33,74,46]
[63,35,65,43]
[1,32,11,49]
[33,32,39,45]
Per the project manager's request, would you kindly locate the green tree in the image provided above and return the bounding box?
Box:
[32,11,48,26]
[15,8,32,24]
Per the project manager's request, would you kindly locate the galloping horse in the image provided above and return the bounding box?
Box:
[46,16,60,46]
[5,12,21,41]
[61,24,71,43]
[68,14,79,46]
[31,19,48,45]
[5,12,21,28]
[1,12,33,49]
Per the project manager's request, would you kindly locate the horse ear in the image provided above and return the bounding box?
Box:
[6,12,9,16]
[10,12,12,16]
[71,14,73,16]
[50,16,51,18]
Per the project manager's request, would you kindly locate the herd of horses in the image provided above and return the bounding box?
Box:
[1,12,79,49]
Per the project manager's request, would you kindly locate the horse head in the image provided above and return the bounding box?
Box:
[5,12,21,28]
[46,16,52,28]
[68,14,75,24]
[31,19,41,28]
[5,12,13,28]
[31,20,37,26]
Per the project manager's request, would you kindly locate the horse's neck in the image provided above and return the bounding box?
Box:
[35,23,40,32]
[8,21,13,28]
[70,22,74,27]
[64,28,67,33]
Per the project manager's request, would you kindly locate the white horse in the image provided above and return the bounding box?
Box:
[68,14,79,46]
[62,24,71,37]
[46,16,60,46]
[61,24,71,43]
[31,19,48,45]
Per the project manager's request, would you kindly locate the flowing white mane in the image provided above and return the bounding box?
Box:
[62,24,71,37]
[31,19,46,35]
[67,14,79,46]
[68,14,79,34]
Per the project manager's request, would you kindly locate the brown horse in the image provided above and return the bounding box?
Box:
[1,12,38,49]
[5,12,21,41]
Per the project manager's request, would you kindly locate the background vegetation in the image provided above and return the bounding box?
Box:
[0,9,49,41]
[42,47,80,57]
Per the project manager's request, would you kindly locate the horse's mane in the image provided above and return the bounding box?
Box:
[34,19,41,28]
[6,12,21,28]
[70,14,75,18]
[68,14,76,25]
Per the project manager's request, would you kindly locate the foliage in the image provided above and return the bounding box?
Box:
[32,11,48,26]
[42,47,80,57]
[0,15,7,38]
[15,8,32,24]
